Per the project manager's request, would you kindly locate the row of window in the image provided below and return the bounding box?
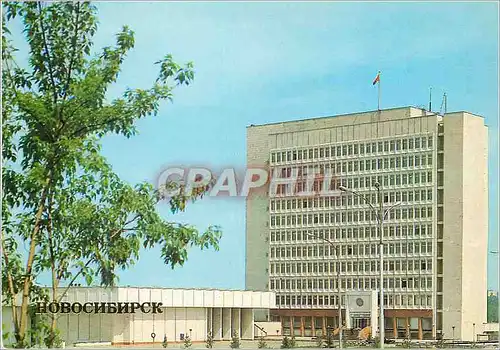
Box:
[269,207,433,227]
[270,136,434,164]
[269,242,433,260]
[270,276,433,291]
[273,172,434,198]
[272,153,434,177]
[270,189,434,212]
[270,224,434,243]
[268,259,433,274]
[274,293,433,308]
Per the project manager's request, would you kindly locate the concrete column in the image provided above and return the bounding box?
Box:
[241,309,253,340]
[231,308,241,337]
[345,308,352,329]
[213,308,223,341]
[418,318,423,340]
[312,316,316,336]
[322,317,326,336]
[393,318,397,339]
[290,317,294,337]
[300,317,305,337]
[222,308,232,340]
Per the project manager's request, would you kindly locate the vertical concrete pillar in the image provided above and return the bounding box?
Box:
[241,309,253,340]
[312,316,316,336]
[231,309,241,338]
[222,308,232,340]
[393,318,397,339]
[290,317,294,337]
[418,318,423,340]
[300,317,305,337]
[206,308,212,339]
[213,308,223,341]
[322,317,326,336]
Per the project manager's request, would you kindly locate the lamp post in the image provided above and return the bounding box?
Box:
[338,271,343,349]
[305,232,342,349]
[472,323,476,344]
[339,183,401,349]
[452,326,455,344]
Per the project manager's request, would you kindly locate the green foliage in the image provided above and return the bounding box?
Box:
[257,336,268,349]
[289,335,296,348]
[2,1,221,347]
[183,335,192,349]
[315,335,324,348]
[372,336,380,348]
[487,294,498,323]
[162,335,168,348]
[230,330,241,349]
[206,331,214,348]
[281,335,292,349]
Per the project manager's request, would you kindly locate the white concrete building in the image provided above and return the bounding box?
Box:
[245,106,489,341]
[2,287,275,346]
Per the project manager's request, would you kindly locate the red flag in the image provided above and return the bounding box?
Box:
[372,71,380,85]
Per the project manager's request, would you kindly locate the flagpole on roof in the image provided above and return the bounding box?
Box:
[377,71,381,111]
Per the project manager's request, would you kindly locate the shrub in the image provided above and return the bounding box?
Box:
[281,336,290,349]
[258,336,268,349]
[206,331,214,348]
[183,335,192,349]
[315,335,324,348]
[162,335,168,348]
[230,330,240,349]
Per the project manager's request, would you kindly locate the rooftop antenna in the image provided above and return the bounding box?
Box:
[428,87,432,112]
[439,93,447,115]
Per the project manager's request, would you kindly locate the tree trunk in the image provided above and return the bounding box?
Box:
[17,176,51,346]
[47,195,59,348]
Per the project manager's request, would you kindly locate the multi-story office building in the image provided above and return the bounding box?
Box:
[246,107,488,341]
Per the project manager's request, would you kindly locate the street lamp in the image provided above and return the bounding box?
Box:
[305,232,343,349]
[339,183,401,349]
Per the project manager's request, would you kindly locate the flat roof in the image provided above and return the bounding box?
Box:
[246,106,420,128]
[247,106,484,128]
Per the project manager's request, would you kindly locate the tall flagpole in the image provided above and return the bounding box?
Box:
[377,71,381,111]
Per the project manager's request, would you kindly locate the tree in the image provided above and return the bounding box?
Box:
[206,331,214,348]
[257,336,268,349]
[315,334,324,348]
[2,2,221,347]
[487,294,499,323]
[229,330,240,349]
[280,336,291,349]
[183,335,192,349]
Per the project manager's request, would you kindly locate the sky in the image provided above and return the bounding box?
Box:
[8,1,499,291]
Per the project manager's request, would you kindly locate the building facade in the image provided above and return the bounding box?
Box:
[2,287,275,346]
[245,107,488,341]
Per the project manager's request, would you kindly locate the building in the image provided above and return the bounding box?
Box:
[2,286,275,346]
[245,106,489,341]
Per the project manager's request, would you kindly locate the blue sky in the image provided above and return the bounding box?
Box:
[10,2,499,290]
